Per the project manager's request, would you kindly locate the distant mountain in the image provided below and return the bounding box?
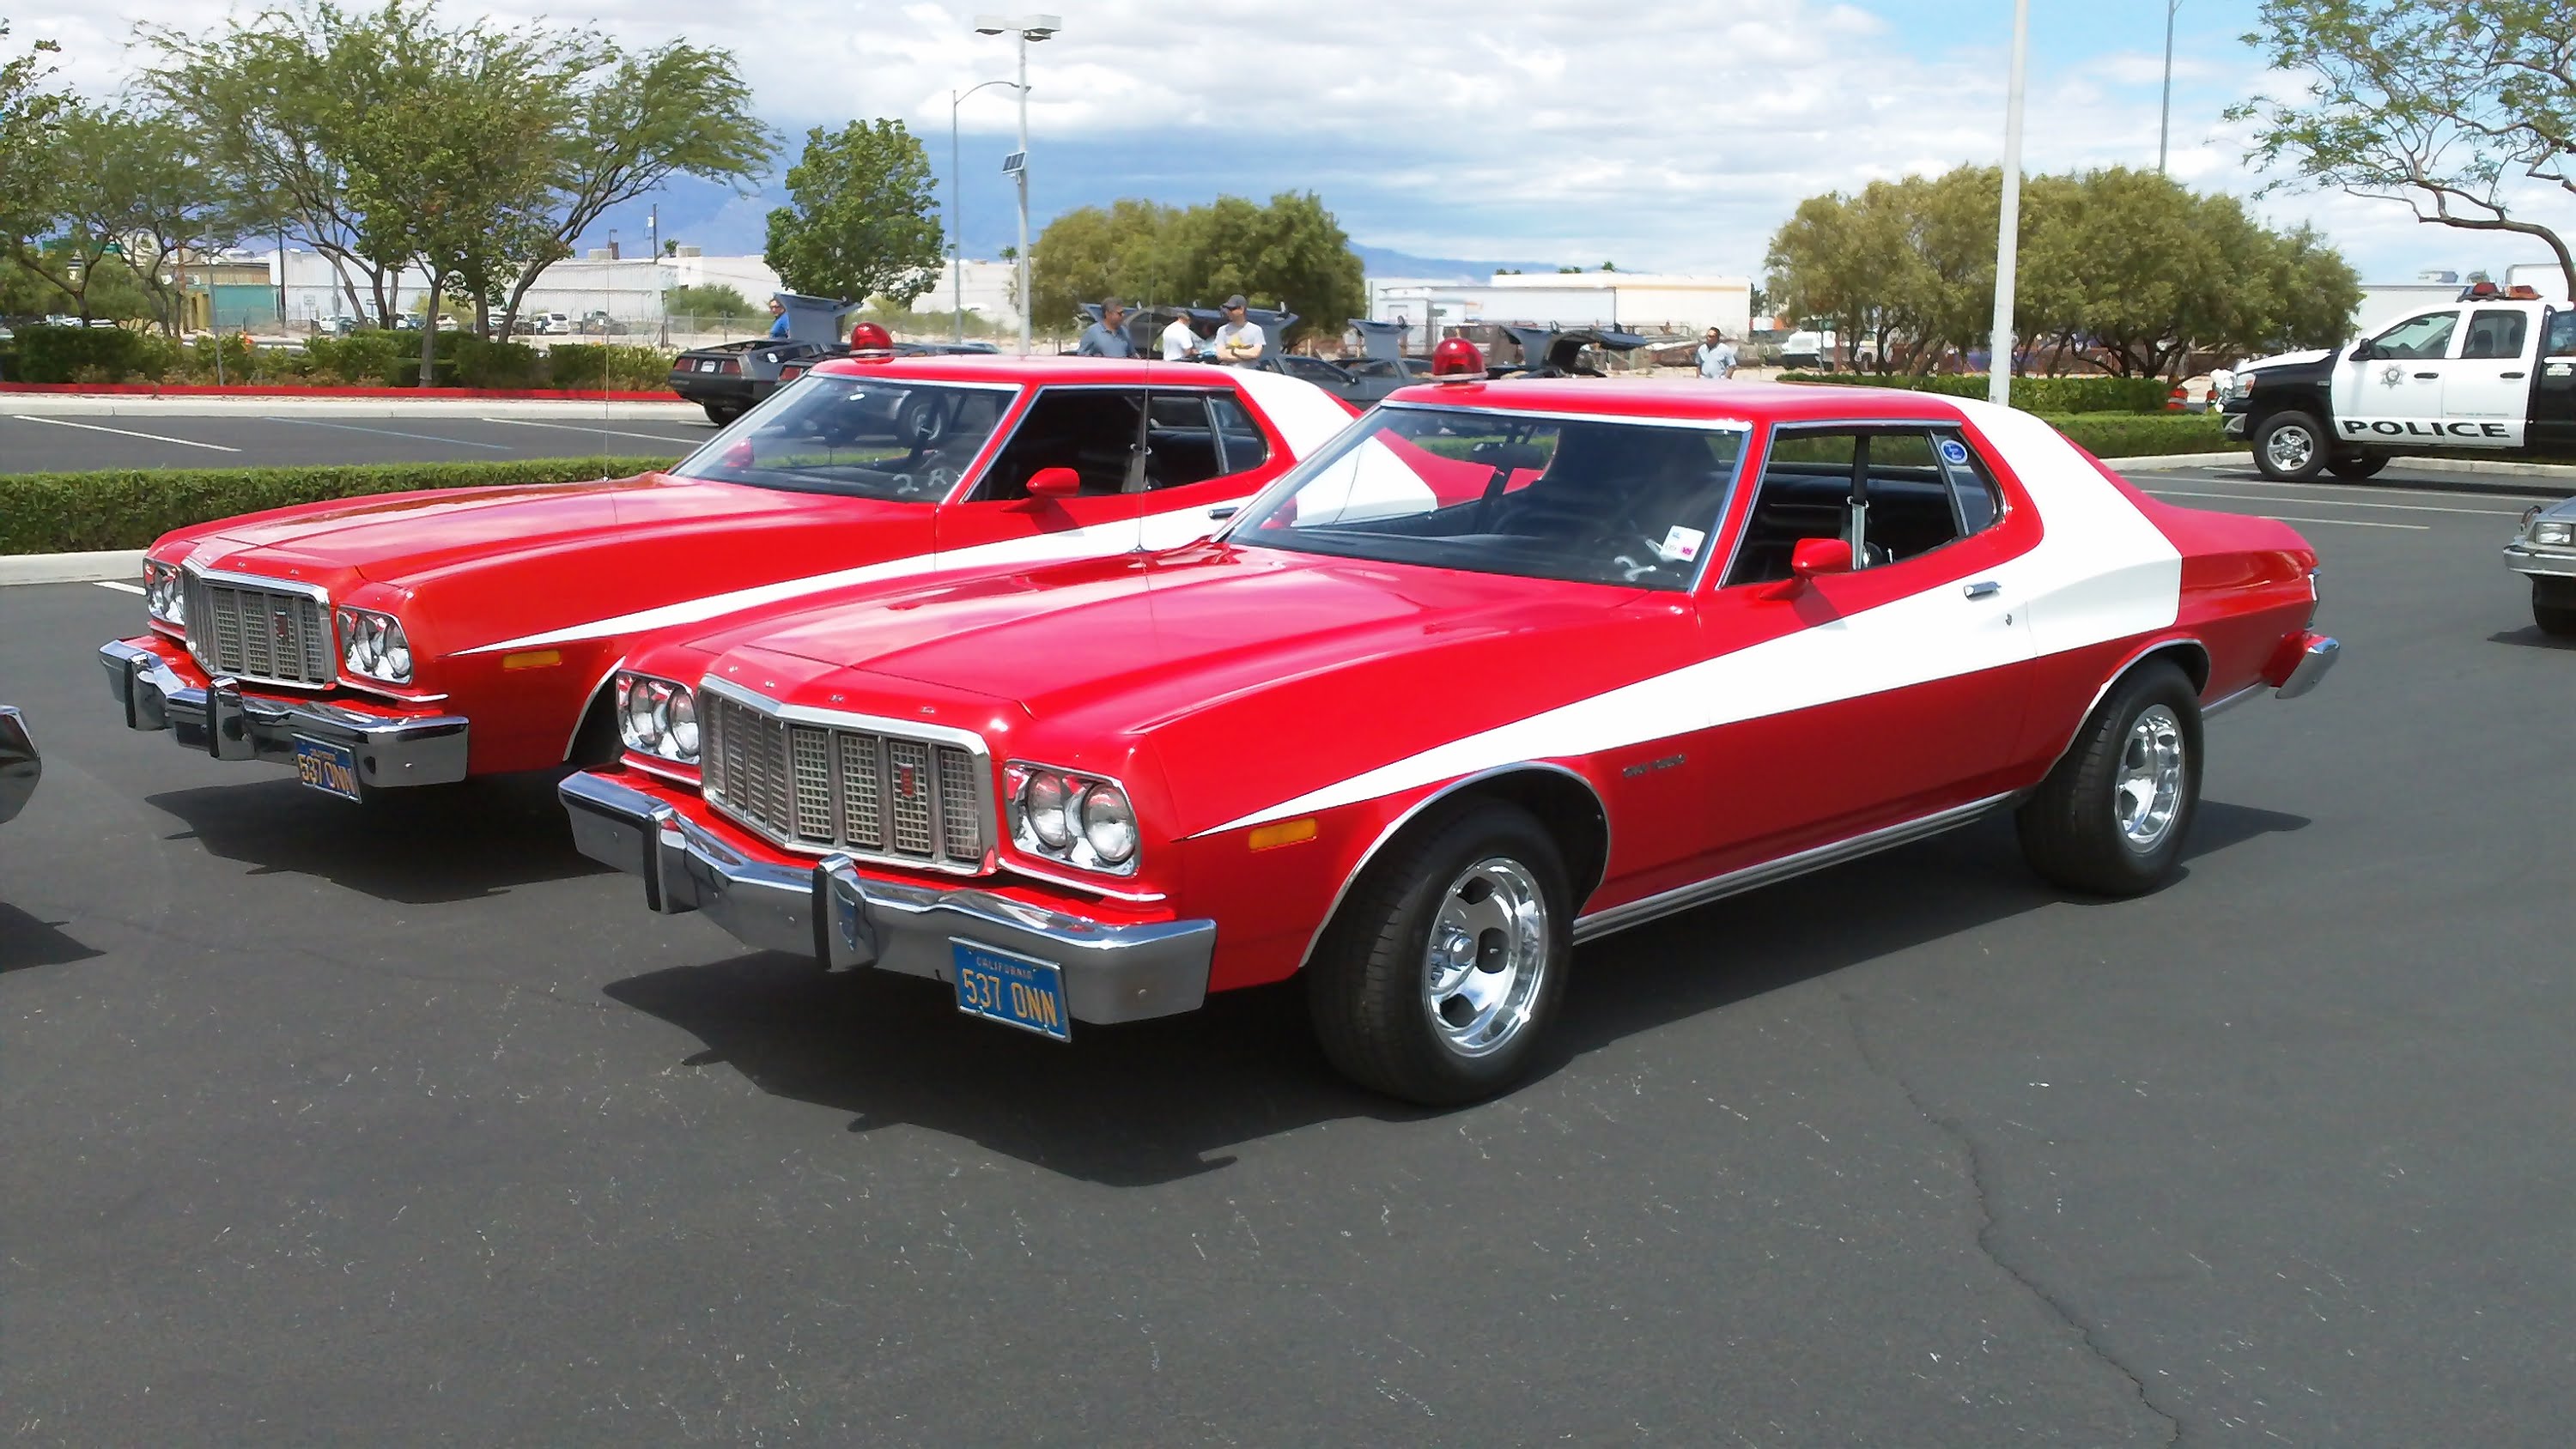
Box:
[1351,244,1561,282]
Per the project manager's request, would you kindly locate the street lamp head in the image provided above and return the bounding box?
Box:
[973,14,1009,33]
[1022,15,1060,39]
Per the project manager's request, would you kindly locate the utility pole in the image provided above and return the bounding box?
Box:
[2159,0,2181,173]
[650,204,665,345]
[1988,0,2030,408]
[951,79,1016,345]
[976,15,1059,355]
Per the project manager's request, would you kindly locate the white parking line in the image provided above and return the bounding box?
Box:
[91,580,145,595]
[2150,468,2560,501]
[477,417,707,446]
[2256,514,2429,530]
[11,415,242,452]
[264,416,514,450]
[2145,488,2523,517]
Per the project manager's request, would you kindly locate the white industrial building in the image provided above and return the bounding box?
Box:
[2356,264,2571,334]
[1370,271,1753,345]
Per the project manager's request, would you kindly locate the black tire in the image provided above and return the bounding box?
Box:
[2537,582,2576,637]
[2327,452,2389,480]
[1306,801,1572,1106]
[2017,661,2203,897]
[2252,410,2328,482]
[702,402,744,426]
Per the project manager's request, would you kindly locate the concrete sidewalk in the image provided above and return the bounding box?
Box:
[3,394,702,421]
[2105,447,2576,483]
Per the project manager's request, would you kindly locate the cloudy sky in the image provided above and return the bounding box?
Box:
[13,0,2561,283]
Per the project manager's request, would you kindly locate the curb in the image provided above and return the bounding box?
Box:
[0,549,143,587]
[3,397,706,420]
[2106,449,2573,499]
[0,384,677,401]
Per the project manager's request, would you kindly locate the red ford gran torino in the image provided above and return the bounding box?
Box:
[561,351,2339,1104]
[97,355,1352,800]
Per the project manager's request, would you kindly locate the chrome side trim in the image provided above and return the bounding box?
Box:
[2200,681,2266,718]
[1571,791,2013,944]
[1290,761,1611,976]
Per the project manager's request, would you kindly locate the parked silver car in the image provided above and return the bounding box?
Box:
[0,706,37,826]
[2505,498,2576,636]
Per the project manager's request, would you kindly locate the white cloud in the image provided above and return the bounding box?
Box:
[10,0,2561,282]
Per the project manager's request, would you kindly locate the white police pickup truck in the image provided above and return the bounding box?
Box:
[2220,283,2575,481]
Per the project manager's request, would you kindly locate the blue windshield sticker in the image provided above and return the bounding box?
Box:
[1938,438,1971,467]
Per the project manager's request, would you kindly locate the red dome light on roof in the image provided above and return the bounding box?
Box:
[1430,336,1485,381]
[848,320,895,357]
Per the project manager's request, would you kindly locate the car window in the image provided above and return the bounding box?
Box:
[671,376,1013,500]
[1937,433,2005,536]
[1209,393,1270,475]
[2372,311,2458,361]
[1725,427,1990,585]
[1230,405,1744,591]
[1144,393,1225,491]
[2461,309,2529,361]
[977,388,1148,499]
[2547,311,2576,358]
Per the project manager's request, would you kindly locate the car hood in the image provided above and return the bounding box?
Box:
[680,543,1688,837]
[2236,347,2337,373]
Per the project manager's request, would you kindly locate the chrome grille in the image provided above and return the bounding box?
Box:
[702,689,988,870]
[184,573,334,687]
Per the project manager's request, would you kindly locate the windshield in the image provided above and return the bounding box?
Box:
[1224,403,1748,590]
[671,374,1017,500]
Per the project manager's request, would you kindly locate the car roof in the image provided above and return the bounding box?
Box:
[804,354,1255,388]
[1380,377,1971,426]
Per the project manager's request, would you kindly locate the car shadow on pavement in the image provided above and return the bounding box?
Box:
[146,773,609,905]
[2487,626,2576,651]
[601,800,2309,1188]
[0,904,104,973]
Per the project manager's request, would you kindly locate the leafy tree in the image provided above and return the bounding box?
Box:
[763,120,943,306]
[0,21,68,239]
[1026,198,1182,332]
[2232,0,2576,296]
[667,282,756,320]
[1030,191,1364,344]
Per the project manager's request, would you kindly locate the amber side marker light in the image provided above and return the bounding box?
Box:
[1249,818,1319,852]
[501,649,564,671]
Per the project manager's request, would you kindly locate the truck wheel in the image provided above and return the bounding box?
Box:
[2017,661,2203,898]
[2253,411,2327,482]
[702,402,744,426]
[2537,581,2576,637]
[2327,452,2388,480]
[1307,801,1571,1106]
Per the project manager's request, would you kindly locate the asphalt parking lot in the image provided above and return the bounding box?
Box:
[2,466,2568,1443]
[0,411,713,473]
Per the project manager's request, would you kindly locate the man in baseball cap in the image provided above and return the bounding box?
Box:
[1214,295,1265,366]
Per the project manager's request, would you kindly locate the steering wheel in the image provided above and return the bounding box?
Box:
[896,394,951,447]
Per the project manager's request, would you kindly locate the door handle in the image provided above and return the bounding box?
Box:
[2501,371,2526,379]
[1962,580,2002,600]
[2414,372,2439,379]
[1206,504,1239,519]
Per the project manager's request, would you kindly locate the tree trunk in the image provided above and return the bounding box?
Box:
[416,267,443,390]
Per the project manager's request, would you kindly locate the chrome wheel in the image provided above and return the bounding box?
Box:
[2114,705,2185,851]
[1422,857,1550,1058]
[2263,421,2315,474]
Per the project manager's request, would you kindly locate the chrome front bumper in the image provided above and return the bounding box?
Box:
[2502,543,2576,581]
[0,706,37,826]
[561,771,1214,1026]
[99,640,470,790]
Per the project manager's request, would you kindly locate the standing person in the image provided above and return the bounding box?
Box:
[1077,299,1135,357]
[1695,327,1737,379]
[765,295,790,338]
[1213,295,1265,366]
[1160,310,1201,361]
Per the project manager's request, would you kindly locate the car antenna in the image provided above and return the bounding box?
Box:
[1121,288,1155,507]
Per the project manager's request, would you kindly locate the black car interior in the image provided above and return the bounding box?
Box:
[1723,427,2002,585]
[977,389,1267,500]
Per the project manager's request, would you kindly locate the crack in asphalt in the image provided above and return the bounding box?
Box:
[1841,993,2183,1446]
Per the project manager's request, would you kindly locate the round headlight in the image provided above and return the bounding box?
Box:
[666,688,698,760]
[1079,783,1137,864]
[1024,773,1072,848]
[623,676,664,749]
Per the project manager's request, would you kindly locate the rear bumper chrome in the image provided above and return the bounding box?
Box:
[100,639,470,789]
[2272,634,2339,701]
[560,771,1213,1026]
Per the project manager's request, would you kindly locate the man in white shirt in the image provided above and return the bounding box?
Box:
[1213,295,1265,366]
[1695,327,1738,379]
[1160,311,1201,361]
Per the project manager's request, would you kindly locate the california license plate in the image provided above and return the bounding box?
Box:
[292,737,362,802]
[951,941,1071,1042]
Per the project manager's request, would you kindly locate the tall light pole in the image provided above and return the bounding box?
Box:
[1988,0,2031,408]
[2158,0,2182,173]
[975,14,1059,355]
[951,77,1019,345]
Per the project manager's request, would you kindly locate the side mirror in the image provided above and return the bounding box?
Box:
[1789,537,1854,580]
[2348,340,2376,362]
[1025,466,1081,499]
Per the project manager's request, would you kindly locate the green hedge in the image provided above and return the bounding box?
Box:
[9,324,156,384]
[2041,412,2233,458]
[540,343,680,391]
[1781,372,2176,415]
[1,456,680,555]
[2,324,674,389]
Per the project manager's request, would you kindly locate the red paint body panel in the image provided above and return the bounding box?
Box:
[605,383,2332,1000]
